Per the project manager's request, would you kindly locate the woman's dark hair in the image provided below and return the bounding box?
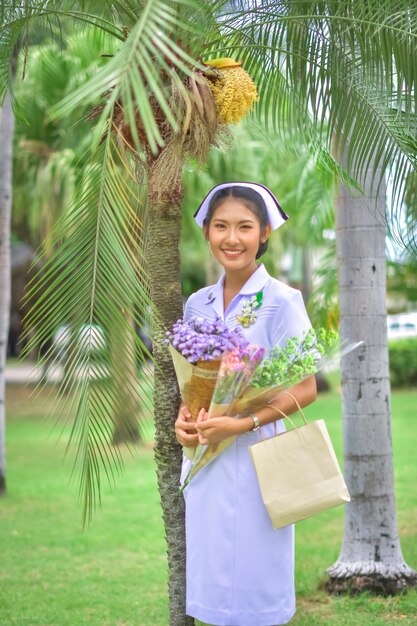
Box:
[203,186,270,259]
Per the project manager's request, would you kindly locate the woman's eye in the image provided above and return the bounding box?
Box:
[213,223,252,229]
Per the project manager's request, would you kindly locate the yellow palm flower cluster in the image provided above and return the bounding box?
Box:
[204,58,258,124]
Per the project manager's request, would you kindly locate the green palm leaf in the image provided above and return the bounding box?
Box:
[0,1,126,41]
[49,0,216,153]
[211,2,417,249]
[20,132,161,525]
[0,20,18,101]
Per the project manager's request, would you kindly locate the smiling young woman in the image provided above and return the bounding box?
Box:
[203,197,271,302]
[174,183,317,626]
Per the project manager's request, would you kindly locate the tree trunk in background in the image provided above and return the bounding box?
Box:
[327,146,417,593]
[301,245,312,303]
[111,306,141,445]
[146,171,194,626]
[0,92,15,496]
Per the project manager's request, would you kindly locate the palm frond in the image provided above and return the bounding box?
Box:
[0,22,18,100]
[20,132,162,525]
[307,240,339,328]
[1,1,126,41]
[0,1,125,103]
[12,31,118,249]
[49,0,215,154]
[211,1,417,251]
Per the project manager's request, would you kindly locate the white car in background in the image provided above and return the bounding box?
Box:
[387,313,417,341]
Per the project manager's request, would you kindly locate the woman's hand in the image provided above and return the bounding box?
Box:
[174,404,199,448]
[195,409,247,445]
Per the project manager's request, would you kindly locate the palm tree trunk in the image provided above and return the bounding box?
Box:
[145,172,194,626]
[327,145,417,593]
[0,92,15,496]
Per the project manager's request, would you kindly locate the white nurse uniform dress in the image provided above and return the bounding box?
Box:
[180,263,313,626]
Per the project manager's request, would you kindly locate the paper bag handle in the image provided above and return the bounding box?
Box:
[281,391,308,425]
[259,390,307,439]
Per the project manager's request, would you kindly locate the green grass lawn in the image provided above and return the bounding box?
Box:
[1,382,416,626]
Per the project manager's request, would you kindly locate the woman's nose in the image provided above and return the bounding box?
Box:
[225,228,239,244]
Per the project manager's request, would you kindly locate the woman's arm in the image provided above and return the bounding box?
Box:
[235,374,317,435]
[195,375,317,444]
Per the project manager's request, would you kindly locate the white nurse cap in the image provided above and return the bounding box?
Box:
[193,182,288,231]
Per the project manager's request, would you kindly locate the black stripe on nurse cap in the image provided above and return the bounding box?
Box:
[193,181,288,231]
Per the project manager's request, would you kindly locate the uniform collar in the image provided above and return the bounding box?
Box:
[205,264,270,314]
[238,263,270,295]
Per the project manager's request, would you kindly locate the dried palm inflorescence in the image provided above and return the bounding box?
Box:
[186,71,219,162]
[148,72,192,201]
[148,56,257,200]
[91,55,257,200]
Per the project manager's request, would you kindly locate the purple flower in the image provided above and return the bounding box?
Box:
[166,316,250,363]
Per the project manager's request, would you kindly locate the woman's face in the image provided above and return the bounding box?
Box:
[204,198,271,272]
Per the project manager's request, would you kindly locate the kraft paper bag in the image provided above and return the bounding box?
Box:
[249,418,350,529]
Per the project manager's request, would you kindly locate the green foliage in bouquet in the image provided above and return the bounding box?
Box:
[250,328,339,389]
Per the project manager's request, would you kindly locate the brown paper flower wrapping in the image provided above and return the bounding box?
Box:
[184,359,222,421]
[168,345,222,419]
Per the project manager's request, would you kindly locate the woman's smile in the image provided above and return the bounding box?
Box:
[221,248,245,258]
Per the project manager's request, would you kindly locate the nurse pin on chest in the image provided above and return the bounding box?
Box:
[205,287,269,346]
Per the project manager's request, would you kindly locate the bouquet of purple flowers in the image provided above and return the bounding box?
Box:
[166,317,264,458]
[167,317,362,486]
[167,316,247,364]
